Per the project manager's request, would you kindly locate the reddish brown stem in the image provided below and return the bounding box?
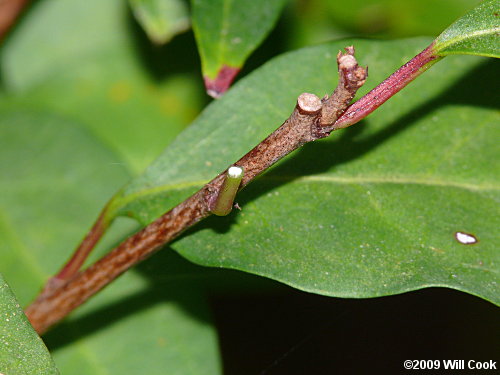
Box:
[0,0,30,41]
[25,47,367,334]
[25,188,211,334]
[333,43,442,129]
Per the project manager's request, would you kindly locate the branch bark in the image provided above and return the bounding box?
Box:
[25,47,367,334]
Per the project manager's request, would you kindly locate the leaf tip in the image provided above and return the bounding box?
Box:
[204,65,241,98]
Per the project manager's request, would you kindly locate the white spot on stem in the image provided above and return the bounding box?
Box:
[228,166,243,178]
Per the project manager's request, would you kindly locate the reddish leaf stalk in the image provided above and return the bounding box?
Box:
[333,43,442,129]
[25,47,367,335]
[50,211,109,286]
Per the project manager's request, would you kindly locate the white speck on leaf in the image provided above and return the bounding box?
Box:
[455,231,478,245]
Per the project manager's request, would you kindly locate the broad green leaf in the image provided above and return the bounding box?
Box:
[129,0,190,44]
[0,112,221,374]
[0,0,127,91]
[434,0,500,57]
[1,0,203,174]
[191,0,289,97]
[109,37,500,304]
[0,273,59,375]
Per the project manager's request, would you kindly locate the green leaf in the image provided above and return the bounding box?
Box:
[110,37,500,305]
[191,0,289,97]
[129,0,190,44]
[0,111,221,374]
[434,0,500,57]
[0,0,128,91]
[0,273,59,375]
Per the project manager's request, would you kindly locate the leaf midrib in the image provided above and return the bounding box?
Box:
[437,27,500,54]
[218,0,233,64]
[113,174,499,215]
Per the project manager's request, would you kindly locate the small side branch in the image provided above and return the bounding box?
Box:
[333,43,441,129]
[319,46,368,128]
[25,47,367,334]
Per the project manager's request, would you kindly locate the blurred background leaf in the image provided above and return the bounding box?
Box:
[285,0,482,48]
[129,0,190,45]
[1,0,204,174]
[191,0,289,97]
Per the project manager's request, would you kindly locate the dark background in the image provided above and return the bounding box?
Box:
[210,283,499,374]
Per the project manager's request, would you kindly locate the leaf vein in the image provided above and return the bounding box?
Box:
[114,175,498,217]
